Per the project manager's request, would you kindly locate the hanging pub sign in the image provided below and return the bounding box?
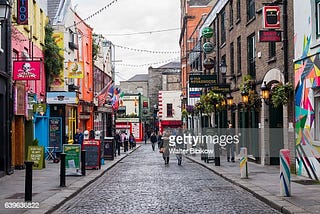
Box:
[17,0,28,25]
[203,42,215,54]
[263,6,280,29]
[67,61,84,78]
[13,61,41,81]
[201,27,214,38]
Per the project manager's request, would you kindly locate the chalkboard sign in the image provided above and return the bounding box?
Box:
[103,137,114,160]
[83,141,100,169]
[63,144,81,176]
[49,117,62,151]
[27,146,45,170]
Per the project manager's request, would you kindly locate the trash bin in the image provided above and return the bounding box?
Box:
[103,137,115,160]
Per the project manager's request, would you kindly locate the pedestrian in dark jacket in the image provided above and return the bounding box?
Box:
[74,128,84,145]
[150,132,157,151]
[129,133,135,149]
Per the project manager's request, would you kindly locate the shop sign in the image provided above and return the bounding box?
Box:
[46,92,77,104]
[13,61,41,81]
[189,75,217,88]
[17,0,28,25]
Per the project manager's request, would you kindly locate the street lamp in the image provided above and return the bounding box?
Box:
[226,93,233,106]
[0,0,10,21]
[219,59,227,75]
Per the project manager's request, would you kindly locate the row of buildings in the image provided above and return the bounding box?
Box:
[179,0,320,180]
[0,0,117,176]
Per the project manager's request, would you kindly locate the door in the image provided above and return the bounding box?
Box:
[269,105,283,165]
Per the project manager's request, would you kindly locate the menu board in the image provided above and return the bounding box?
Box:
[49,117,62,151]
[63,144,81,176]
[83,141,100,169]
[27,146,45,170]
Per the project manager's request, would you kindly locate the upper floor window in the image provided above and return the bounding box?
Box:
[269,42,276,59]
[167,103,173,117]
[247,33,256,77]
[230,42,234,74]
[247,0,255,22]
[221,9,226,44]
[316,0,320,38]
[229,1,234,28]
[237,36,241,74]
[237,0,241,21]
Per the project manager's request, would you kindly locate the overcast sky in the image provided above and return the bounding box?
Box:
[72,0,181,83]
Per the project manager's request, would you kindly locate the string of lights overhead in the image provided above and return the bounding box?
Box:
[115,57,180,67]
[66,0,120,29]
[114,44,179,54]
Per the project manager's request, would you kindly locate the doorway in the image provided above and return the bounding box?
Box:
[269,104,284,165]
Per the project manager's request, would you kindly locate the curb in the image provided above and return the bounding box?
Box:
[185,155,308,214]
[44,145,141,214]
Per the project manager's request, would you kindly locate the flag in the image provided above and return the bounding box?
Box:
[96,80,113,106]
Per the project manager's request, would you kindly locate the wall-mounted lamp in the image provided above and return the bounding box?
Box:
[241,90,249,104]
[219,59,227,75]
[226,93,233,106]
[261,81,270,104]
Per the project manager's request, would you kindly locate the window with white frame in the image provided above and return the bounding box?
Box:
[316,0,320,38]
[314,89,320,141]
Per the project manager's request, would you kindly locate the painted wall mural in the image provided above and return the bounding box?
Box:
[295,52,320,180]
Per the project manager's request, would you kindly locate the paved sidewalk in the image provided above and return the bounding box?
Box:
[186,154,320,214]
[0,145,140,214]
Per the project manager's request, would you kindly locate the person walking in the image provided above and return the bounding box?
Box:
[115,131,121,156]
[129,133,135,149]
[175,128,184,165]
[150,132,157,151]
[144,132,148,144]
[157,132,163,149]
[226,123,235,162]
[159,131,170,165]
[74,128,84,145]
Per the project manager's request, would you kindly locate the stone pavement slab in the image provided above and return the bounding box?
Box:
[0,145,140,214]
[186,154,320,214]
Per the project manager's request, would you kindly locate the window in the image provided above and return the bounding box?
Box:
[269,42,276,59]
[247,0,255,21]
[237,36,241,74]
[229,1,234,28]
[236,0,241,21]
[230,42,234,74]
[247,33,256,77]
[316,0,320,37]
[314,90,320,140]
[167,103,173,117]
[221,9,226,44]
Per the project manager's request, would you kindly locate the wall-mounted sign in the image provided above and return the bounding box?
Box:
[202,27,214,38]
[203,42,215,54]
[258,30,282,42]
[189,91,202,98]
[46,92,77,104]
[33,104,47,114]
[67,61,84,78]
[17,0,28,25]
[210,84,230,93]
[263,6,280,29]
[189,75,217,88]
[14,82,26,115]
[13,61,41,81]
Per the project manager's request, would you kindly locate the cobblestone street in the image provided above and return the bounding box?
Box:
[54,145,280,214]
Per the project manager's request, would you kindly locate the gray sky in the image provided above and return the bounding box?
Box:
[72,0,181,83]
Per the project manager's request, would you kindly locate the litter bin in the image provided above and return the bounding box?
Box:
[103,137,115,160]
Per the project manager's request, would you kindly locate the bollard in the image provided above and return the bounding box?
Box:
[81,150,86,176]
[60,153,66,187]
[280,149,291,197]
[24,161,34,201]
[240,147,248,179]
[214,143,220,166]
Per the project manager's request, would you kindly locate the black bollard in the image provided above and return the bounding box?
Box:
[214,144,220,166]
[25,161,34,201]
[60,153,66,187]
[81,150,86,176]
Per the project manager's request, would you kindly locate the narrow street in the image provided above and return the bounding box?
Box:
[54,144,280,214]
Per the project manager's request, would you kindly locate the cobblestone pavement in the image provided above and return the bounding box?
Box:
[53,145,280,214]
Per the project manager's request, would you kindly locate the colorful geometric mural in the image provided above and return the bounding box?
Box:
[295,53,320,180]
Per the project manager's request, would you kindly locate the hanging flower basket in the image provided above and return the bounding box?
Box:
[270,82,293,108]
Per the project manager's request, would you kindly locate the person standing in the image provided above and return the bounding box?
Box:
[150,132,157,151]
[74,128,84,145]
[115,131,121,156]
[157,132,163,149]
[226,123,235,162]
